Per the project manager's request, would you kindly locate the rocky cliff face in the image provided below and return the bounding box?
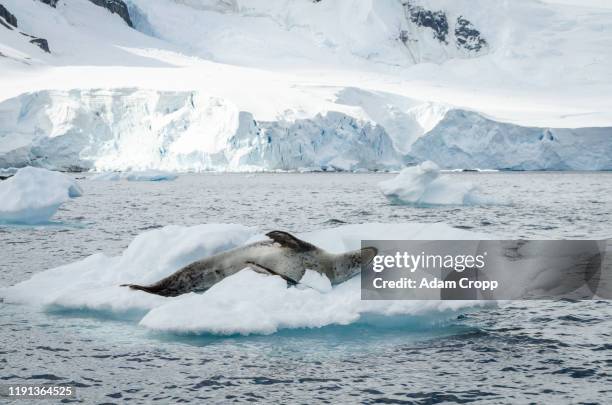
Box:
[400,1,487,55]
[0,4,17,29]
[38,0,133,27]
[307,0,488,64]
[403,2,450,43]
[0,2,50,53]
[399,1,488,63]
[38,0,59,7]
[88,0,133,27]
[455,16,487,52]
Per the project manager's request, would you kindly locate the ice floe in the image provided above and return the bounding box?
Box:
[0,167,82,224]
[90,170,178,181]
[0,222,490,335]
[379,161,486,206]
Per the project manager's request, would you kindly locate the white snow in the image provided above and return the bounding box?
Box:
[379,161,484,206]
[91,170,177,181]
[297,269,333,294]
[0,0,610,170]
[140,270,478,336]
[0,166,82,224]
[0,222,490,335]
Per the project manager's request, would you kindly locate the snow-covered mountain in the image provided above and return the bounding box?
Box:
[0,0,610,171]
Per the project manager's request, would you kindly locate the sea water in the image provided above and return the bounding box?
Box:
[1,172,611,403]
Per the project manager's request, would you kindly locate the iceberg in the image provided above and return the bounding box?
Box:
[90,170,178,181]
[0,167,82,224]
[0,222,490,335]
[379,161,484,206]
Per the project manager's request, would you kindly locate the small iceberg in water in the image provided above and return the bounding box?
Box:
[0,167,82,224]
[90,170,177,182]
[0,222,489,336]
[379,161,487,206]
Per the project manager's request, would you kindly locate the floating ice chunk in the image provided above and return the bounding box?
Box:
[90,170,178,181]
[0,222,490,335]
[139,270,484,336]
[0,167,83,224]
[379,161,485,206]
[0,224,256,311]
[89,172,122,181]
[124,170,178,181]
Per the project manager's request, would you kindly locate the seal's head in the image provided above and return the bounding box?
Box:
[332,246,378,285]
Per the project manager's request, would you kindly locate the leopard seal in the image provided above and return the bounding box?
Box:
[121,231,377,297]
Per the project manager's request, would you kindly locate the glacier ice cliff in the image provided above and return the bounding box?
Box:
[0,89,402,172]
[0,89,610,172]
[410,110,612,171]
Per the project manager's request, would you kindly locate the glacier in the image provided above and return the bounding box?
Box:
[0,0,611,171]
[0,166,82,224]
[0,88,610,172]
[0,88,403,172]
[410,110,612,171]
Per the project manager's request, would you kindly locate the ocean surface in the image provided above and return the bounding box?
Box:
[1,172,611,404]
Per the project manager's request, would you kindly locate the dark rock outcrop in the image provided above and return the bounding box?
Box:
[0,3,50,52]
[38,0,60,7]
[20,32,51,53]
[88,0,133,27]
[29,38,50,53]
[401,2,487,54]
[455,16,487,52]
[39,0,132,27]
[403,2,449,43]
[0,4,18,28]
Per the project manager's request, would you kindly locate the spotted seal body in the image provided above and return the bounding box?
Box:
[122,231,377,297]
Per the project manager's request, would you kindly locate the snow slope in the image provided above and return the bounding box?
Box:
[0,0,610,171]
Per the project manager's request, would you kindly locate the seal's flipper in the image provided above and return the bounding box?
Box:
[120,283,178,297]
[330,246,379,285]
[360,247,378,265]
[246,261,299,286]
[266,231,317,252]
